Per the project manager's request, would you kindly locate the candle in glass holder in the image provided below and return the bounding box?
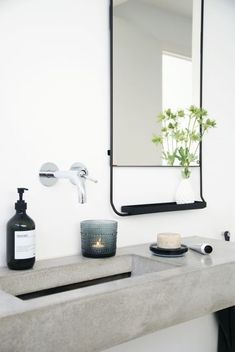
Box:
[81,220,117,258]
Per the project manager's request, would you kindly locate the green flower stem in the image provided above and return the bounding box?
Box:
[191,129,206,161]
[186,112,193,150]
[182,166,191,179]
[188,114,197,154]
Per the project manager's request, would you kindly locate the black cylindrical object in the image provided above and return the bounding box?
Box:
[7,188,36,270]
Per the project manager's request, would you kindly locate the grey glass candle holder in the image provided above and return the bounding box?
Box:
[81,220,118,258]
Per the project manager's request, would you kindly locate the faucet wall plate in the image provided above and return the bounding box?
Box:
[39,162,59,187]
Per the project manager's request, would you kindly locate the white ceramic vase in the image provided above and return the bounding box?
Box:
[175,178,195,204]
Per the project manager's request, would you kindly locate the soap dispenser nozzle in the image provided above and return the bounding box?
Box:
[17,188,28,201]
[15,188,28,212]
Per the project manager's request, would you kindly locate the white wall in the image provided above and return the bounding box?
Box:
[0,0,234,351]
[0,0,111,263]
[104,315,218,352]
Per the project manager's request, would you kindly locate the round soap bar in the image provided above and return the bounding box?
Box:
[157,233,181,249]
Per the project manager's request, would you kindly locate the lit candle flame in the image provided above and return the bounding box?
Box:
[93,238,104,248]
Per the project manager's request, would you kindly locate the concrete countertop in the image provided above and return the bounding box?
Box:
[0,236,235,352]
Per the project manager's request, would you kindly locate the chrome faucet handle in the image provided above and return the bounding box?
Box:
[70,163,98,184]
[79,170,98,183]
[82,175,98,183]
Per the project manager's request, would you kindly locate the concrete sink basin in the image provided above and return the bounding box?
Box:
[1,237,235,352]
[0,254,175,299]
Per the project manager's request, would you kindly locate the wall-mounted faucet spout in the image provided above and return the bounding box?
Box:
[39,162,97,204]
[70,163,98,204]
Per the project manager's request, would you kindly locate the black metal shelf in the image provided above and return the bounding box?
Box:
[121,201,207,216]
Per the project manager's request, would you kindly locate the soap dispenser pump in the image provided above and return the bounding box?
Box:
[7,188,36,270]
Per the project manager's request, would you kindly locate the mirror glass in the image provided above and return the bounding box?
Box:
[112,0,200,166]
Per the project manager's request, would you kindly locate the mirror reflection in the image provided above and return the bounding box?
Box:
[113,0,200,166]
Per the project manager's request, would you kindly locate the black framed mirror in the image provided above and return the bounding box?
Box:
[109,0,206,216]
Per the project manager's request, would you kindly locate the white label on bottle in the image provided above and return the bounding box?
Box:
[15,230,35,260]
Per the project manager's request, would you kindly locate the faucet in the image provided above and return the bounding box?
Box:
[39,162,97,203]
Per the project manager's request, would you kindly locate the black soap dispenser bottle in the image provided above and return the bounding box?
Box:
[7,188,36,270]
